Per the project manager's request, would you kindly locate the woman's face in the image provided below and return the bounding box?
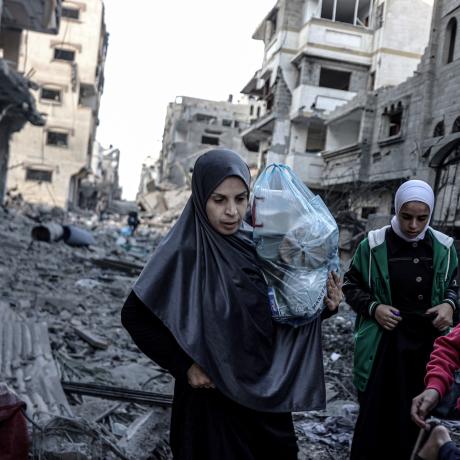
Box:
[397,201,430,238]
[206,176,248,235]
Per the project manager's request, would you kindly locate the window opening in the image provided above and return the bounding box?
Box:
[250,105,254,116]
[26,169,52,182]
[382,103,403,137]
[319,68,351,91]
[222,119,232,127]
[47,131,69,147]
[41,87,61,102]
[62,7,80,20]
[234,120,240,128]
[201,136,219,146]
[433,121,445,137]
[445,18,457,64]
[321,0,373,26]
[54,48,75,62]
[306,124,326,153]
[195,114,217,124]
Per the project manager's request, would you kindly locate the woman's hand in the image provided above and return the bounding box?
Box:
[187,363,215,389]
[411,388,440,429]
[425,303,453,331]
[375,304,402,331]
[324,272,342,312]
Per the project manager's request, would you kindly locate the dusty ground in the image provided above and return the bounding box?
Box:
[0,202,358,459]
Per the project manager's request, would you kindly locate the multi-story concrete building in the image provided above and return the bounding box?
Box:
[0,0,61,202]
[6,0,108,209]
[323,0,460,237]
[157,95,264,187]
[241,0,434,189]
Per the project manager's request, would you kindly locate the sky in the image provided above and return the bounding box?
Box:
[97,0,275,200]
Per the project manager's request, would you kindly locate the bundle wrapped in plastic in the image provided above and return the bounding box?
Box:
[251,164,339,326]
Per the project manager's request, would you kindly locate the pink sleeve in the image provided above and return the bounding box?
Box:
[425,325,460,400]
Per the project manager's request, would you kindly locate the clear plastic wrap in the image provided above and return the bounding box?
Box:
[251,164,339,326]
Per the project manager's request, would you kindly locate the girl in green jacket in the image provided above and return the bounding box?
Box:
[343,179,458,460]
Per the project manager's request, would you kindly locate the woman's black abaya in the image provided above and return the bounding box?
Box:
[123,149,328,459]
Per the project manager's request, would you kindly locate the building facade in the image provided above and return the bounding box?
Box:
[156,95,263,187]
[241,0,434,188]
[6,0,108,209]
[323,0,460,237]
[0,0,61,202]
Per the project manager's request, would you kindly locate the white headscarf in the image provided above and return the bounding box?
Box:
[390,180,435,242]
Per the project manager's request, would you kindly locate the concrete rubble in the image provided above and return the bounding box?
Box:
[0,196,399,460]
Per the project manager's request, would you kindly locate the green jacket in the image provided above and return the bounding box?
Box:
[352,226,458,392]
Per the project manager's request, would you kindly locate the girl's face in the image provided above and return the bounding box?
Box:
[397,201,430,238]
[206,176,248,235]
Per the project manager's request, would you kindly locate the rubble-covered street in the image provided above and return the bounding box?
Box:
[0,198,360,459]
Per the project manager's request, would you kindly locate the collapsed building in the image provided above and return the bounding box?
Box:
[155,95,264,187]
[5,0,108,210]
[324,0,460,238]
[77,142,122,211]
[240,0,434,190]
[0,0,62,203]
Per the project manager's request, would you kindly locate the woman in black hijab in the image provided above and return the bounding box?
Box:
[121,149,342,459]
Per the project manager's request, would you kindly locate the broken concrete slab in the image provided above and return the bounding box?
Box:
[74,327,109,350]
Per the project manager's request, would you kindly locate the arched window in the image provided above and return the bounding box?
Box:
[452,116,460,133]
[434,121,445,137]
[445,18,457,64]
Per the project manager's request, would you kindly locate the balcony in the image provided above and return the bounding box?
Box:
[296,17,373,67]
[290,84,356,121]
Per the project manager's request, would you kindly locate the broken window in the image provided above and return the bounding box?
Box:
[47,131,69,147]
[26,168,52,182]
[453,116,460,133]
[62,7,80,20]
[54,48,75,62]
[433,121,445,137]
[445,18,457,64]
[306,123,326,153]
[320,0,373,26]
[319,68,351,91]
[201,136,219,146]
[222,119,232,127]
[79,83,96,109]
[41,87,61,103]
[382,103,403,138]
[195,114,217,124]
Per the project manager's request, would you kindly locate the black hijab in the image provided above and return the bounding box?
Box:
[133,149,325,412]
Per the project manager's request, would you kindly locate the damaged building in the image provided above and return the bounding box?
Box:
[323,0,460,237]
[0,0,62,203]
[77,142,122,211]
[241,0,434,189]
[156,95,264,187]
[5,0,108,209]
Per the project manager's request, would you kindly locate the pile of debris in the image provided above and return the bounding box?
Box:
[0,200,359,459]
